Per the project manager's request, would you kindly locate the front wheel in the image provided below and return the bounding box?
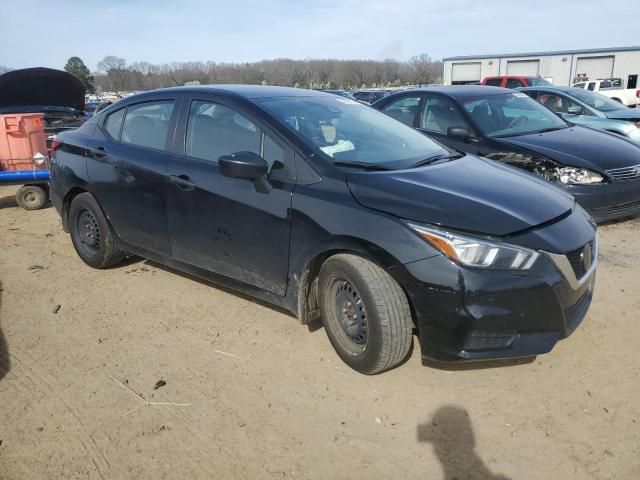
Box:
[68,193,124,268]
[319,254,413,374]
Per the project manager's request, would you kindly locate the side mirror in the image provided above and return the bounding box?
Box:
[566,105,583,115]
[447,126,476,142]
[219,151,272,193]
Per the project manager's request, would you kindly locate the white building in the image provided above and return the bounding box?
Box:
[443,46,640,88]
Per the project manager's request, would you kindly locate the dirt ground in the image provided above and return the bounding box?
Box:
[0,184,638,480]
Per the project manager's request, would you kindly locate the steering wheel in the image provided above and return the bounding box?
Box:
[507,115,528,129]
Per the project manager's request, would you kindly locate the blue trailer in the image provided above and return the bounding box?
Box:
[0,169,50,210]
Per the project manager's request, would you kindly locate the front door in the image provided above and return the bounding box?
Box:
[416,94,480,155]
[166,98,294,295]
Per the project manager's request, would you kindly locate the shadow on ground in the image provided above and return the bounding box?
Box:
[0,281,10,382]
[0,193,52,210]
[418,405,512,480]
[423,356,535,371]
[0,194,18,209]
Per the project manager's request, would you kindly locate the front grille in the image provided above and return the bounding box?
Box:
[605,164,640,181]
[565,240,595,280]
[464,330,516,351]
[564,291,592,335]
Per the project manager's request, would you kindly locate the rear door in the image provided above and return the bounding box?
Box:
[166,96,295,295]
[378,94,424,127]
[87,98,179,255]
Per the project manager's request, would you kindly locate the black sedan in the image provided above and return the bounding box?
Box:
[50,86,596,373]
[373,86,640,222]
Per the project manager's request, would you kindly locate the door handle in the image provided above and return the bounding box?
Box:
[169,174,195,191]
[89,146,107,157]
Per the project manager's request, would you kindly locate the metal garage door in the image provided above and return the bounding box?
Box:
[451,62,481,84]
[506,60,540,76]
[575,56,614,80]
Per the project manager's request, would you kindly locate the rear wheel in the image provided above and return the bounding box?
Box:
[69,193,124,268]
[319,254,413,374]
[16,185,48,210]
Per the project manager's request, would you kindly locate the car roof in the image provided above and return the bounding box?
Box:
[519,86,589,95]
[485,75,539,79]
[127,84,327,100]
[393,85,511,100]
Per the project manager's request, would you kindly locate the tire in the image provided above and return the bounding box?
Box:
[68,193,124,268]
[318,254,413,374]
[16,185,48,210]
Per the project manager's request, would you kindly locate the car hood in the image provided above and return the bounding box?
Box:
[498,126,640,171]
[347,155,574,236]
[0,67,85,111]
[604,109,640,122]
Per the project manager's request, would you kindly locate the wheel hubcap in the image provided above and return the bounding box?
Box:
[335,280,368,344]
[23,192,38,206]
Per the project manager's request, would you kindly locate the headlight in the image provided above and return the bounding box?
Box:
[485,152,604,185]
[410,224,539,270]
[555,167,603,185]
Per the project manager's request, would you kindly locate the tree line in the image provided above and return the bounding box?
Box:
[91,54,443,92]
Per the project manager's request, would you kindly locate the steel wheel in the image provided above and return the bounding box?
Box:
[328,277,369,356]
[73,208,101,258]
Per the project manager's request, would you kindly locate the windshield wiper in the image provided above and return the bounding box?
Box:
[409,153,463,168]
[332,161,392,171]
[534,126,567,134]
[493,126,567,138]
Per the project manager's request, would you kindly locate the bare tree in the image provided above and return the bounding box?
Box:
[93,54,443,92]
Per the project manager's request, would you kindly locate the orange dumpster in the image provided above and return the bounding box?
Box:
[0,113,48,171]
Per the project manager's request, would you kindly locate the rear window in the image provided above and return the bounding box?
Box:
[527,78,552,87]
[484,79,502,87]
[121,101,175,151]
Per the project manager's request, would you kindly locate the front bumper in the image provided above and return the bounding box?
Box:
[567,178,640,222]
[389,240,596,362]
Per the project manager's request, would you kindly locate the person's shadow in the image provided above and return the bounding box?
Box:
[417,405,512,480]
[0,281,9,382]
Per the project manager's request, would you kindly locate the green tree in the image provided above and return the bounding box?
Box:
[64,56,95,93]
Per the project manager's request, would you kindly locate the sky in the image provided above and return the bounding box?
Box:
[1,0,638,71]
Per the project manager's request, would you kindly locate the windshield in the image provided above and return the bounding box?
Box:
[463,92,568,137]
[527,78,552,87]
[568,88,627,112]
[257,95,448,167]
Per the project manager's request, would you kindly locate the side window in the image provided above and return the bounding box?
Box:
[537,93,566,113]
[522,90,538,100]
[573,83,585,89]
[381,96,422,126]
[484,79,502,87]
[587,82,596,91]
[505,79,523,89]
[463,98,500,131]
[104,108,125,140]
[419,96,468,134]
[186,100,291,179]
[262,134,287,180]
[121,100,175,151]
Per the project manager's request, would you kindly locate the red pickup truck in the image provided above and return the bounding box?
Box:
[482,76,552,88]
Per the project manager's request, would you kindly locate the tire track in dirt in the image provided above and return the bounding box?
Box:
[8,349,112,480]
